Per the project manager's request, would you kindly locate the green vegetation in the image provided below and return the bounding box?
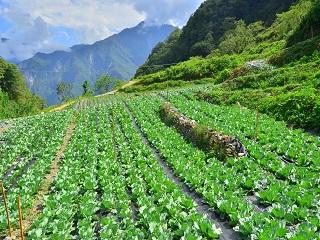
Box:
[1,1,320,239]
[136,0,296,76]
[0,58,43,120]
[123,55,243,93]
[197,85,320,130]
[82,80,93,96]
[1,94,318,239]
[94,75,124,95]
[56,82,74,102]
[287,0,320,45]
[122,0,320,131]
[218,21,265,54]
[128,95,319,239]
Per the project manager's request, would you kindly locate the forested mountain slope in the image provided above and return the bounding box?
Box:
[136,0,297,76]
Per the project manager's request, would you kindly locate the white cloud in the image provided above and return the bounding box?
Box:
[0,0,204,61]
[1,0,145,44]
[125,0,204,26]
[0,11,66,60]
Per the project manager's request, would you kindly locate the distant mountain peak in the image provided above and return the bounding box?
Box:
[19,22,175,105]
[137,21,146,27]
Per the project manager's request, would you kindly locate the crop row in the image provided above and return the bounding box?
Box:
[28,108,106,239]
[126,95,319,240]
[167,95,319,210]
[28,103,221,239]
[0,112,71,181]
[0,111,73,236]
[175,93,320,170]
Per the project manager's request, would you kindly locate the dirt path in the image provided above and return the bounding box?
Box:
[10,118,76,239]
[94,79,140,98]
[0,123,11,135]
[49,100,76,113]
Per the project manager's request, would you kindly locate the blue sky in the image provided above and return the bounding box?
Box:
[0,16,11,32]
[50,26,78,47]
[0,0,204,61]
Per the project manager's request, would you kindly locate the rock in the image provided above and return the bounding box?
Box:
[160,102,248,159]
[245,60,272,70]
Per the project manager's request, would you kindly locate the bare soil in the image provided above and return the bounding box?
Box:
[0,124,11,135]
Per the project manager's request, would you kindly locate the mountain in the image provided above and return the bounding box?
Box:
[136,0,297,76]
[18,22,175,105]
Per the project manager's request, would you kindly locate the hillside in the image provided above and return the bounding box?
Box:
[19,22,175,105]
[122,0,320,132]
[0,58,43,119]
[136,0,297,76]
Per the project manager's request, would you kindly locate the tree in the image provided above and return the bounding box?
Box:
[94,75,112,94]
[94,75,120,94]
[218,20,264,54]
[0,58,29,100]
[82,80,92,96]
[190,33,215,57]
[56,82,73,102]
[0,57,44,119]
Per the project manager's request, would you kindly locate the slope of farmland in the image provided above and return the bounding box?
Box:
[0,92,319,240]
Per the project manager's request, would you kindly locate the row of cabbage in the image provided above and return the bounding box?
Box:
[0,111,73,236]
[167,95,319,211]
[28,108,108,239]
[174,93,320,169]
[28,103,220,239]
[126,95,319,240]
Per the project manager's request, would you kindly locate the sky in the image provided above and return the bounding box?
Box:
[0,0,205,61]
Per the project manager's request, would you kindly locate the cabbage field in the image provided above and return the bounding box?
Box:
[0,93,319,240]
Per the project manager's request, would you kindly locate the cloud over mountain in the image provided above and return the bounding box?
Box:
[122,0,204,26]
[0,0,204,61]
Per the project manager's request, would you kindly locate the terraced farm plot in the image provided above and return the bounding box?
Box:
[0,95,319,240]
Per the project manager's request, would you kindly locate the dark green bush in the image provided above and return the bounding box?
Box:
[260,87,320,129]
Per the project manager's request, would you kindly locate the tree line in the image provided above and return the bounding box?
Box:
[56,75,124,102]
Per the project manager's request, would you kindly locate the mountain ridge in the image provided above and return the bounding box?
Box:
[136,0,297,76]
[19,22,175,105]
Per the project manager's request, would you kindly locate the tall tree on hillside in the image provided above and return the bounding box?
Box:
[94,75,121,94]
[56,82,73,102]
[190,32,214,57]
[0,58,28,100]
[82,80,92,96]
[219,20,265,54]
